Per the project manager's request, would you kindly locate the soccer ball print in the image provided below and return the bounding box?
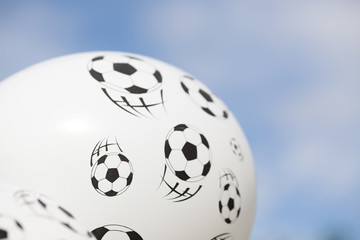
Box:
[158,123,211,202]
[180,75,229,119]
[230,137,244,161]
[164,124,211,182]
[0,52,257,240]
[90,137,134,197]
[13,190,92,236]
[218,169,242,224]
[92,224,142,240]
[0,184,95,240]
[88,55,165,117]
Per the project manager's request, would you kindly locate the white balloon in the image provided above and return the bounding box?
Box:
[0,52,256,240]
[0,183,95,240]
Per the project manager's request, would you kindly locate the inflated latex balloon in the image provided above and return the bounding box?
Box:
[0,52,256,240]
[0,183,95,240]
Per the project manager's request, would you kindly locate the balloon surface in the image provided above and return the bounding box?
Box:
[0,52,256,240]
[0,183,95,240]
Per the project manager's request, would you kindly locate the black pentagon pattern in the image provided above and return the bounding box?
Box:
[91,226,109,239]
[89,56,105,82]
[202,107,216,117]
[125,85,148,94]
[105,190,118,197]
[225,218,232,224]
[199,89,213,102]
[153,70,162,82]
[175,171,190,181]
[223,111,229,118]
[127,231,143,240]
[174,124,188,132]
[0,229,7,239]
[236,187,240,196]
[164,140,171,159]
[200,134,209,148]
[93,56,104,61]
[119,154,130,162]
[106,168,120,183]
[182,142,197,160]
[113,63,137,75]
[228,198,235,211]
[127,172,134,185]
[91,176,98,189]
[89,69,105,82]
[97,155,107,164]
[202,162,211,176]
[181,82,189,94]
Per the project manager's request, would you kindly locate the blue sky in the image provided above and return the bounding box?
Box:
[1,1,360,239]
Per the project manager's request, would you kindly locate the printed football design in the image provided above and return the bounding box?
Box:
[88,55,162,94]
[14,190,93,237]
[92,224,143,240]
[90,137,134,197]
[164,124,211,182]
[219,183,241,224]
[180,75,228,119]
[14,190,74,220]
[88,55,165,117]
[0,215,25,240]
[91,153,133,197]
[218,170,241,224]
[230,137,244,161]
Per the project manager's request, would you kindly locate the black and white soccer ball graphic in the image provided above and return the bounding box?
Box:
[180,75,229,119]
[164,124,211,182]
[91,153,134,197]
[230,137,244,161]
[0,214,25,240]
[14,190,93,237]
[90,137,134,197]
[88,55,166,117]
[219,183,241,224]
[88,55,162,94]
[92,224,143,240]
[14,190,74,221]
[218,170,241,224]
